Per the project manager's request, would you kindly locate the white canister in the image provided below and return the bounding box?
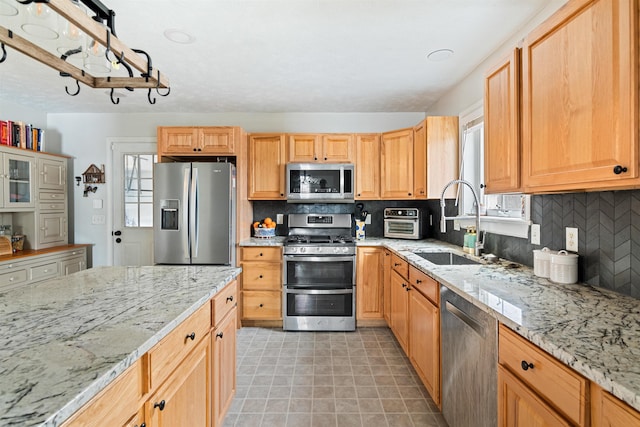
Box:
[533,247,556,278]
[355,220,366,240]
[549,250,579,284]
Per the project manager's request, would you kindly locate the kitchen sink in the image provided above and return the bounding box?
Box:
[414,251,480,265]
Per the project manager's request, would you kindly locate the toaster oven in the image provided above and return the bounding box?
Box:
[383,208,423,239]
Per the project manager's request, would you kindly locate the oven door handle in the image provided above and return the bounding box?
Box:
[283,255,354,263]
[285,288,353,295]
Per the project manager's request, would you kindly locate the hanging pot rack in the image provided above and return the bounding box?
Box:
[0,0,170,105]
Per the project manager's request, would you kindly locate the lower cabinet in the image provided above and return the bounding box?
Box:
[240,247,282,323]
[591,383,640,427]
[383,249,391,324]
[389,267,410,354]
[356,246,384,323]
[213,305,237,427]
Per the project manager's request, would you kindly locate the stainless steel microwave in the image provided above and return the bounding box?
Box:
[286,163,355,203]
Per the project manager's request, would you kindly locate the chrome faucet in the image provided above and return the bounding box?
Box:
[440,179,484,256]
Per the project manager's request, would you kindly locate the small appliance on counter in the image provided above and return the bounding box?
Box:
[383,208,423,239]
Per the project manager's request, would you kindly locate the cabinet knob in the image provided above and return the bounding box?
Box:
[406,286,411,292]
[401,283,406,288]
[394,263,401,267]
[259,275,263,279]
[416,279,422,284]
[185,332,196,341]
[216,332,224,339]
[193,148,197,151]
[136,423,146,427]
[521,360,534,371]
[259,252,263,257]
[154,400,166,411]
[226,295,234,302]
[280,193,284,197]
[324,157,327,161]
[408,193,412,196]
[259,303,264,308]
[613,165,628,174]
[314,157,318,161]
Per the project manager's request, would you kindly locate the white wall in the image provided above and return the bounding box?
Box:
[427,0,567,117]
[48,112,425,266]
[1,99,48,132]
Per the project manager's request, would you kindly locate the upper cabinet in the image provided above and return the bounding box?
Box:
[0,151,35,209]
[484,48,522,194]
[288,134,354,163]
[38,154,66,192]
[248,134,287,200]
[424,116,459,199]
[157,126,239,159]
[355,134,381,200]
[521,0,638,192]
[381,128,415,199]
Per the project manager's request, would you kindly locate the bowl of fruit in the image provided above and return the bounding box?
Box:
[253,217,276,238]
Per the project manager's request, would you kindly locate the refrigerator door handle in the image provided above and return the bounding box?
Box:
[191,166,199,259]
[182,167,191,260]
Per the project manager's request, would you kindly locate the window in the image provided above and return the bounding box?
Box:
[457,102,531,238]
[124,154,157,227]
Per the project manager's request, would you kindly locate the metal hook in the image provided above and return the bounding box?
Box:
[0,43,6,64]
[65,79,80,96]
[110,88,120,105]
[132,49,153,78]
[147,88,156,105]
[154,70,170,97]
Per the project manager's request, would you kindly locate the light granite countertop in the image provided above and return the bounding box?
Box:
[242,236,640,411]
[0,265,241,427]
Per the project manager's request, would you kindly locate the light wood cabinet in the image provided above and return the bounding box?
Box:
[147,336,210,427]
[425,116,459,199]
[383,249,392,324]
[381,128,414,199]
[484,48,522,193]
[240,246,282,322]
[288,133,354,163]
[499,324,588,426]
[248,134,287,200]
[158,126,238,157]
[389,253,410,353]
[591,383,640,427]
[408,267,440,407]
[356,247,384,323]
[355,134,380,199]
[211,290,238,427]
[413,120,427,199]
[521,0,638,192]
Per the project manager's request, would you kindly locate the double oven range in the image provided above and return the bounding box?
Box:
[283,213,356,331]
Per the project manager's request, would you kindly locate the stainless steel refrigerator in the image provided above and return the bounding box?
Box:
[153,162,236,265]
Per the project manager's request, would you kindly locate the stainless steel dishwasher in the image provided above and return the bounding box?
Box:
[441,285,497,427]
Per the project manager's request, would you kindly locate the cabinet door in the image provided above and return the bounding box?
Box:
[389,270,409,353]
[38,156,66,191]
[4,153,35,208]
[322,134,353,162]
[356,247,384,320]
[38,213,67,247]
[248,134,287,199]
[409,290,440,407]
[413,120,427,199]
[200,127,236,154]
[591,384,640,427]
[381,128,414,199]
[485,48,521,193]
[212,308,237,427]
[383,250,391,324]
[522,0,638,192]
[426,116,459,199]
[158,127,199,155]
[147,337,210,427]
[498,365,572,427]
[355,134,381,199]
[288,134,319,162]
[60,255,86,275]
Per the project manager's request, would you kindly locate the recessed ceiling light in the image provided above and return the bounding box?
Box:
[427,49,454,62]
[163,29,196,44]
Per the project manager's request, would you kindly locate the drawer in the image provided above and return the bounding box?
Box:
[61,359,143,427]
[241,263,281,290]
[409,266,438,306]
[241,247,281,262]
[0,268,28,288]
[242,290,281,320]
[499,324,588,426]
[39,192,66,202]
[39,201,66,211]
[391,253,408,279]
[148,302,211,388]
[212,280,238,326]
[30,261,59,282]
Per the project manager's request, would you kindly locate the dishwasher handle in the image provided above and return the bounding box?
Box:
[445,300,486,339]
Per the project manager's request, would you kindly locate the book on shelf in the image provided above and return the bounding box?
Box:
[0,118,45,151]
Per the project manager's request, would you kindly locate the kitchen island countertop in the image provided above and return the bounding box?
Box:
[0,265,241,427]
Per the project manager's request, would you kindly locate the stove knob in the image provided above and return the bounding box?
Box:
[397,210,403,215]
[300,247,306,253]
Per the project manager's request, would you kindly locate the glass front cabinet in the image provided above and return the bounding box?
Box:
[1,153,35,209]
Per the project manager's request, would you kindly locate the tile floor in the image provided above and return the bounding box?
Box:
[223,327,449,427]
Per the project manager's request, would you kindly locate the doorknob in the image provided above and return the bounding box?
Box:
[113,230,122,236]
[115,238,122,243]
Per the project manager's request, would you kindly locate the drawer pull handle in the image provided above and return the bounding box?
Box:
[394,263,401,267]
[259,252,263,257]
[259,303,264,308]
[185,332,196,341]
[521,360,534,371]
[216,332,224,339]
[416,279,422,284]
[154,400,166,411]
[401,283,406,288]
[406,286,411,292]
[226,295,234,302]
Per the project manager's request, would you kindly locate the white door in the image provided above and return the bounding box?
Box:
[110,140,157,266]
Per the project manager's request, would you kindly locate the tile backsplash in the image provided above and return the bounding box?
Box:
[253,190,640,299]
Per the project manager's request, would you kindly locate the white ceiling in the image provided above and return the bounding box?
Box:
[0,0,560,114]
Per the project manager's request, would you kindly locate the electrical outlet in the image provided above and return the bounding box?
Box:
[531,224,541,245]
[453,220,460,231]
[91,214,105,225]
[566,227,578,252]
[365,213,371,225]
[276,214,284,224]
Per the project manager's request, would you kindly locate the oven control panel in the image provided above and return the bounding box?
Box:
[283,246,356,256]
[384,208,420,219]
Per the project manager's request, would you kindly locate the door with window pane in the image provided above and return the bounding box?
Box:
[111,142,156,266]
